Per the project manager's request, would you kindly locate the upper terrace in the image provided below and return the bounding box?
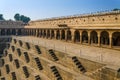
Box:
[28,10,120,29]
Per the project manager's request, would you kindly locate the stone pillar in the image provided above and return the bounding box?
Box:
[36,29,38,37]
[49,30,52,39]
[80,31,82,44]
[71,29,75,42]
[109,33,112,48]
[88,31,91,44]
[54,30,57,39]
[65,30,67,41]
[97,32,101,47]
[60,30,62,40]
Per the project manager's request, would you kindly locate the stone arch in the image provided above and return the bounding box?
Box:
[51,30,54,39]
[82,31,88,43]
[67,30,71,41]
[34,29,37,36]
[1,29,6,35]
[43,30,46,38]
[6,29,11,35]
[112,32,120,46]
[12,29,16,35]
[74,30,80,42]
[47,30,50,38]
[90,31,98,44]
[56,30,60,40]
[61,30,65,40]
[100,31,109,45]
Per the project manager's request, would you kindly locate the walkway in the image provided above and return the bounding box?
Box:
[14,36,120,68]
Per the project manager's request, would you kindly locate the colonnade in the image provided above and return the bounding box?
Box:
[24,28,120,49]
[0,28,120,49]
[0,29,24,36]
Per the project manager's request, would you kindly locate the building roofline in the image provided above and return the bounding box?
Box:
[31,10,120,22]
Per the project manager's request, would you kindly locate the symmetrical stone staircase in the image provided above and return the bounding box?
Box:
[0,38,119,80]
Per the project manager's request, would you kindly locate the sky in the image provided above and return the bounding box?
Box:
[0,0,120,20]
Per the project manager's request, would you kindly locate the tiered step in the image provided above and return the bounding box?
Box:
[13,39,17,44]
[50,66,62,80]
[22,66,29,78]
[8,54,13,62]
[18,40,23,47]
[11,46,15,52]
[11,72,17,80]
[35,75,41,80]
[72,56,86,73]
[23,52,30,63]
[35,45,41,54]
[48,49,59,61]
[25,42,30,50]
[16,48,21,56]
[14,59,20,69]
[5,64,10,74]
[34,57,43,70]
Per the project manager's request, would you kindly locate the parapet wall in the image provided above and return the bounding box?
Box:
[26,11,120,29]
